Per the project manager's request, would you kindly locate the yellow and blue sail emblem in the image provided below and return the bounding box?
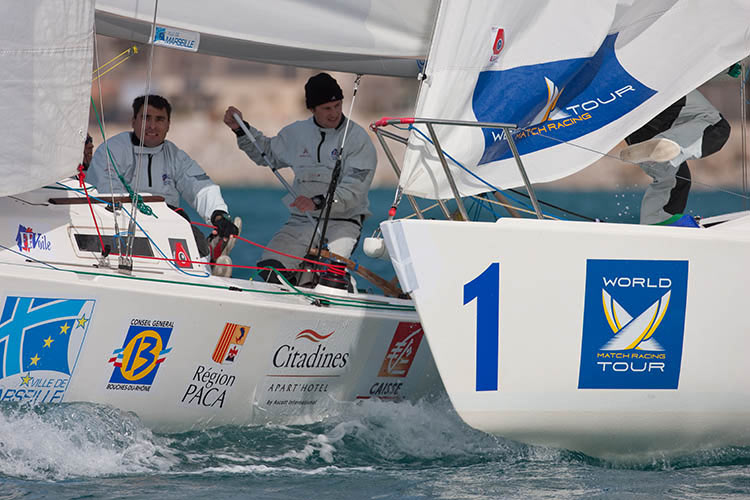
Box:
[600,288,669,351]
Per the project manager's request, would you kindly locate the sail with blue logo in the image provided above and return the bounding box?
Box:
[399,0,750,200]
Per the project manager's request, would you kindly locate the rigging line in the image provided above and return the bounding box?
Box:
[54,182,209,278]
[92,45,137,80]
[406,124,540,215]
[306,73,364,256]
[506,188,597,221]
[128,0,160,264]
[534,130,750,201]
[92,25,125,259]
[90,98,155,218]
[92,55,133,82]
[469,195,560,220]
[0,243,414,312]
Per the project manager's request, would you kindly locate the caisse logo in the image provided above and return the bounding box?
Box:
[378,322,424,377]
[578,259,688,389]
[107,319,173,390]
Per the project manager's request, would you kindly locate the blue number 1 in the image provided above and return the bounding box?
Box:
[463,263,499,391]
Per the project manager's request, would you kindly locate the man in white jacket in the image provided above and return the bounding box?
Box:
[224,73,376,284]
[88,95,239,272]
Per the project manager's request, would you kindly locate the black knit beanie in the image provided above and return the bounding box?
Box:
[305,73,343,109]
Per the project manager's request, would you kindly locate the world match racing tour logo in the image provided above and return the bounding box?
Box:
[473,32,657,165]
[0,296,94,403]
[578,260,688,390]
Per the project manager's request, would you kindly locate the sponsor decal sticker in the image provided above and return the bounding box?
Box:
[0,296,94,403]
[212,322,250,365]
[15,225,52,253]
[153,26,200,52]
[362,322,425,399]
[180,322,251,410]
[578,259,688,389]
[168,238,193,269]
[490,27,505,62]
[107,319,173,391]
[378,322,424,378]
[263,327,349,408]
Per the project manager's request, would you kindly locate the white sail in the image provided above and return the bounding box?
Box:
[0,1,94,198]
[94,0,437,77]
[399,0,750,200]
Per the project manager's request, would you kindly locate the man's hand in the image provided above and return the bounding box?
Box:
[223,106,243,130]
[290,195,320,212]
[211,210,240,238]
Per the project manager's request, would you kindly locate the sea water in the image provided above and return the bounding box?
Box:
[2,187,749,499]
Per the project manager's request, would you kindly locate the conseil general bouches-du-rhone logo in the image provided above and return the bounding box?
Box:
[578,259,688,390]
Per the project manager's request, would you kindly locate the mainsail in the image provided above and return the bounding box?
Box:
[399,0,750,200]
[0,1,94,198]
[94,0,437,77]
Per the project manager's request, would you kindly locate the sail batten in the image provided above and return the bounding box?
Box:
[400,0,750,200]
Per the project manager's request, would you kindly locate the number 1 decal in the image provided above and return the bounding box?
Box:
[463,263,499,391]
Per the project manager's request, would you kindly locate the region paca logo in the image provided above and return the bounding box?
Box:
[578,259,688,389]
[378,322,424,377]
[0,296,94,403]
[108,320,173,390]
[212,322,250,365]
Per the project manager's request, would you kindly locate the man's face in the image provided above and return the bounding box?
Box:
[132,105,170,147]
[312,100,343,129]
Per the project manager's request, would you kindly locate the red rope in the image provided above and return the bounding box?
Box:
[190,221,347,275]
[78,165,106,255]
[107,252,327,273]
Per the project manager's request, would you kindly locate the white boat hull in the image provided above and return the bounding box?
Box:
[0,182,441,432]
[381,216,750,458]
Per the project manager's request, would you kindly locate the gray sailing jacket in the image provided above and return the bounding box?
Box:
[236,116,376,219]
[88,132,228,222]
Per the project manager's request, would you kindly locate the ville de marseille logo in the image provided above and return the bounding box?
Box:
[578,259,688,390]
[0,296,94,400]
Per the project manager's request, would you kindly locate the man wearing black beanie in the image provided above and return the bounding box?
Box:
[223,73,376,284]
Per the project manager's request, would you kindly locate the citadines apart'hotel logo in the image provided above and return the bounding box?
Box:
[578,259,688,390]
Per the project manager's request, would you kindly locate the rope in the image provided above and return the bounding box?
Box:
[0,242,414,312]
[92,46,138,81]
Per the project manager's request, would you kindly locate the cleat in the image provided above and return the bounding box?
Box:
[620,138,680,163]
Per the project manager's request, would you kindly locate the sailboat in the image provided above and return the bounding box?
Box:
[375,0,750,459]
[0,1,443,432]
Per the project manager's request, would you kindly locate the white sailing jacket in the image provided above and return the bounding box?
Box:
[88,132,228,223]
[236,116,376,220]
